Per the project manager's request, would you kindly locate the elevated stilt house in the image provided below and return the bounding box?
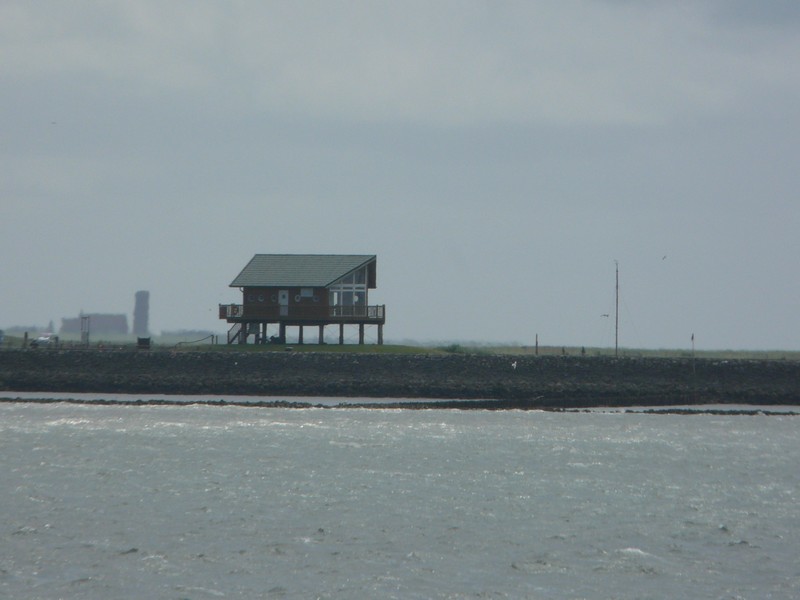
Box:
[219,254,386,345]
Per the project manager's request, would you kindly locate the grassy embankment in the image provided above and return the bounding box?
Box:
[3,333,799,361]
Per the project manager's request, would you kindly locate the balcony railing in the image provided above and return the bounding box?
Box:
[330,305,385,319]
[219,304,385,322]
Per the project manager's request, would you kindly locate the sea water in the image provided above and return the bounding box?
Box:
[1,401,798,599]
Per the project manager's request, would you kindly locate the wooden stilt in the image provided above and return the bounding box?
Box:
[339,323,344,345]
[359,324,364,344]
[298,326,304,345]
[378,324,383,345]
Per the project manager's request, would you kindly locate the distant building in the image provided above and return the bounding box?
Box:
[219,254,386,345]
[61,313,128,335]
[133,290,150,336]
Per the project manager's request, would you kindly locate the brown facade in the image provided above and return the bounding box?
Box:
[241,286,330,320]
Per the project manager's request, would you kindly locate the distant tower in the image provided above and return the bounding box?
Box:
[133,290,150,336]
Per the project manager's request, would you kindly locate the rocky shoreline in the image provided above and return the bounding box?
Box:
[2,349,800,409]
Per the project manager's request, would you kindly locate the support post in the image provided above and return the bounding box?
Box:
[339,323,344,345]
[359,324,365,345]
[279,323,286,343]
[318,325,324,344]
[81,315,91,348]
[615,260,619,358]
[378,324,383,345]
[298,326,304,345]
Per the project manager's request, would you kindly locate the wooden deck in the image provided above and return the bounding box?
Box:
[220,303,386,345]
[219,304,385,324]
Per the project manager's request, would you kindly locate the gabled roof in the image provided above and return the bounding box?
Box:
[230,254,377,288]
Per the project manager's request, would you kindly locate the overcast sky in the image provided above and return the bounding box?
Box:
[2,1,799,349]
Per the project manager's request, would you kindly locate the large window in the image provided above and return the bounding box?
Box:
[328,267,368,309]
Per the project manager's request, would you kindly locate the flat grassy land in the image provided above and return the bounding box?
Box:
[4,333,799,361]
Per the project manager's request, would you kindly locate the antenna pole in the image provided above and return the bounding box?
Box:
[614,260,619,358]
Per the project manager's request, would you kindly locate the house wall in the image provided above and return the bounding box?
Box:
[241,286,330,319]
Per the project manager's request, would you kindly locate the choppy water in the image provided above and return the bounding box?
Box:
[1,401,798,599]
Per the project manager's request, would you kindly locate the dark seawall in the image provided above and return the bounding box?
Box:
[2,350,800,408]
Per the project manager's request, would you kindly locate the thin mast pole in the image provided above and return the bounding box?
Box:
[615,260,619,358]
